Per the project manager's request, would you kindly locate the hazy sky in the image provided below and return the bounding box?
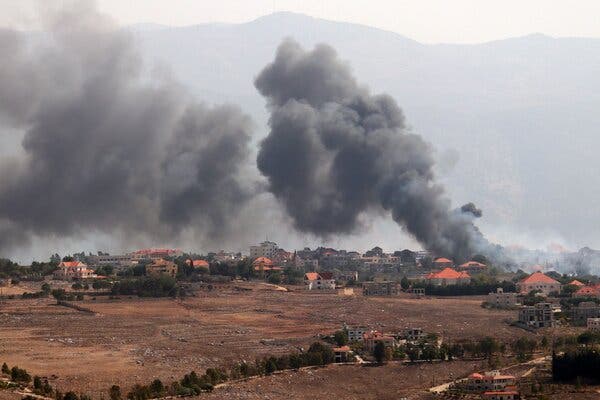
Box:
[3,0,600,43]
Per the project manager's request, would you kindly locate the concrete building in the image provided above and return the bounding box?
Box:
[571,301,600,326]
[426,268,471,286]
[517,272,561,295]
[587,317,600,332]
[304,272,335,290]
[53,261,96,280]
[146,259,178,278]
[88,253,136,268]
[362,281,401,296]
[482,391,520,400]
[464,371,516,392]
[249,241,278,259]
[344,325,369,342]
[333,346,351,363]
[404,328,426,342]
[518,303,555,328]
[131,248,182,260]
[363,331,396,353]
[487,288,519,308]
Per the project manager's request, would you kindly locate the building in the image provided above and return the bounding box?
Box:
[587,317,600,332]
[146,259,178,278]
[487,288,519,308]
[249,241,278,259]
[88,253,136,268]
[344,325,369,342]
[568,279,585,287]
[53,261,96,280]
[482,390,520,400]
[517,272,561,295]
[426,268,471,286]
[304,272,336,290]
[433,257,454,268]
[363,331,396,353]
[131,248,182,260]
[518,303,555,328]
[333,346,351,363]
[362,281,401,296]
[571,301,600,326]
[464,372,516,392]
[404,328,426,342]
[458,261,487,274]
[574,285,600,298]
[186,259,210,270]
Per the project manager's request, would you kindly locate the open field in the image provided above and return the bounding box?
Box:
[0,283,580,397]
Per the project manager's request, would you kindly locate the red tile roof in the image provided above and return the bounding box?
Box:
[434,257,453,263]
[520,272,559,285]
[304,272,320,281]
[333,346,351,352]
[252,256,273,266]
[190,259,209,268]
[459,261,487,268]
[569,279,585,286]
[575,286,599,296]
[427,268,470,279]
[59,261,86,267]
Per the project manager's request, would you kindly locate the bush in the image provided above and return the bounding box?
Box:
[109,385,122,400]
[11,366,31,383]
[1,362,9,374]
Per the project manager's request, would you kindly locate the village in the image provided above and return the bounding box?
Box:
[1,241,600,400]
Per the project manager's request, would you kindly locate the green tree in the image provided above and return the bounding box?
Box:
[33,376,42,390]
[478,337,499,359]
[41,283,51,295]
[149,379,164,396]
[400,276,410,290]
[374,341,386,364]
[63,392,78,400]
[1,362,9,374]
[109,385,122,400]
[334,330,348,346]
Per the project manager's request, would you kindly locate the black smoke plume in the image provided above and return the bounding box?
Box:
[255,39,492,262]
[461,202,483,218]
[0,2,254,251]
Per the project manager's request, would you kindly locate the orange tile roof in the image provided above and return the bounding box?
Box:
[520,272,559,285]
[252,256,273,266]
[191,259,209,268]
[569,279,585,286]
[304,272,320,281]
[333,346,351,352]
[459,261,486,268]
[434,257,453,263]
[575,286,599,296]
[59,261,86,267]
[427,268,470,279]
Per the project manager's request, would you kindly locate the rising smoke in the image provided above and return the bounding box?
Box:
[255,39,494,262]
[0,2,254,252]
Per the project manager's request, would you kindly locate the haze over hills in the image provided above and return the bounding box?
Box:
[132,12,600,251]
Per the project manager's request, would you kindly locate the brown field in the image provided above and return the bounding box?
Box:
[0,283,588,398]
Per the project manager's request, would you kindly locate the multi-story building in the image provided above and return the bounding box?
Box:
[249,241,278,259]
[571,301,600,326]
[487,288,519,308]
[363,331,396,353]
[404,328,426,342]
[146,259,178,278]
[88,253,136,268]
[517,272,561,295]
[518,303,555,328]
[362,281,401,296]
[343,325,369,342]
[464,371,516,393]
[53,261,97,280]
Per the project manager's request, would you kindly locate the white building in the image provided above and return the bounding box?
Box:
[249,241,278,259]
[487,288,519,308]
[304,272,336,290]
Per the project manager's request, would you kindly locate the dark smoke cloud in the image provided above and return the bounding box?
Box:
[0,2,254,252]
[461,202,483,218]
[255,39,492,262]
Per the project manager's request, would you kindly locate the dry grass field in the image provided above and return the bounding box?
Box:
[0,282,578,398]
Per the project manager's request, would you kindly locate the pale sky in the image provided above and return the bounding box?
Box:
[2,0,600,43]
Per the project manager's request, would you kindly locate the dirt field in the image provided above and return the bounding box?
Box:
[0,283,573,397]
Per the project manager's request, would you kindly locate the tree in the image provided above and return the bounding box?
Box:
[400,276,410,290]
[1,362,9,374]
[149,379,164,396]
[109,385,122,400]
[63,392,78,400]
[478,337,499,359]
[334,330,348,346]
[374,341,386,364]
[41,283,51,295]
[33,376,42,390]
[267,272,282,284]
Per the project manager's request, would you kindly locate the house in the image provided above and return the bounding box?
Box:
[363,331,396,353]
[587,317,600,332]
[482,390,520,400]
[252,257,282,273]
[571,301,600,326]
[304,272,335,290]
[344,325,369,342]
[426,268,470,286]
[146,259,178,278]
[568,279,585,287]
[574,285,600,298]
[186,259,209,270]
[433,257,454,268]
[333,346,351,363]
[458,261,487,274]
[487,288,519,308]
[53,261,96,280]
[518,303,555,328]
[362,281,400,296]
[464,371,516,392]
[517,272,561,295]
